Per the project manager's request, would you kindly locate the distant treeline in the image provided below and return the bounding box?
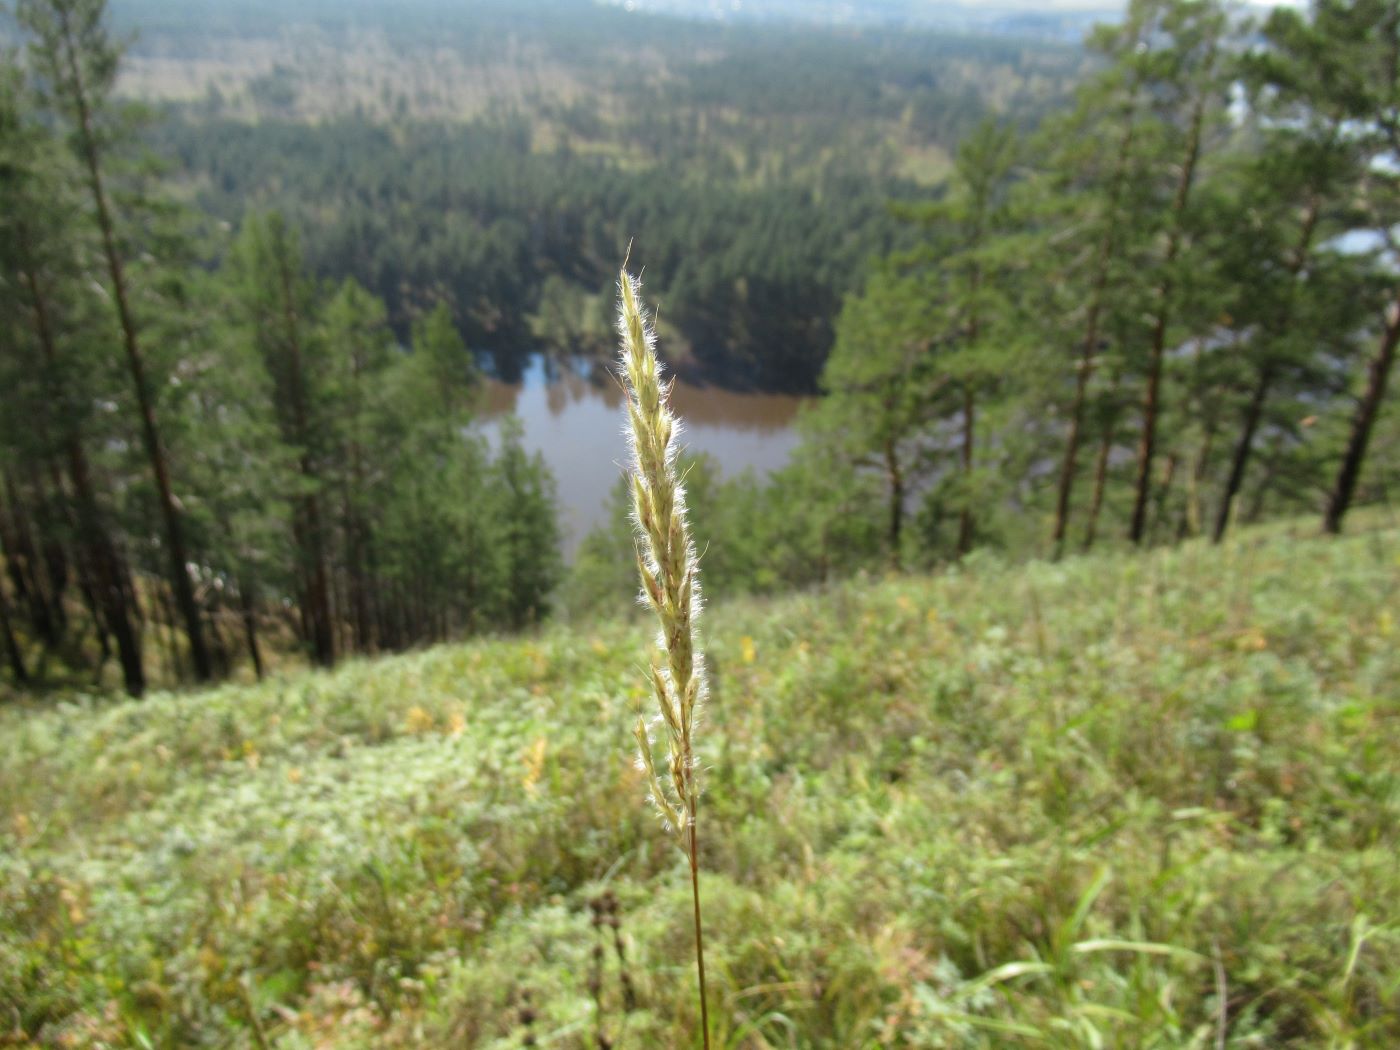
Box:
[134,1,1081,391]
[151,117,903,392]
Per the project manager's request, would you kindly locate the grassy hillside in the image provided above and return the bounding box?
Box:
[3,519,1397,1047]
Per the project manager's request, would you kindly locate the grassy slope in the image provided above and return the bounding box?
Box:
[2,519,1397,1048]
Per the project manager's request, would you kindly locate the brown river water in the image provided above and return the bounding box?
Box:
[479,356,811,554]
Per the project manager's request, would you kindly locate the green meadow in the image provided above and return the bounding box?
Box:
[4,517,1397,1047]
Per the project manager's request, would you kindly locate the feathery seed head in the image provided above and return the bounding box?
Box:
[617,268,708,845]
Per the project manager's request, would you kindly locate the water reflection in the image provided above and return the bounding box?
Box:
[479,355,810,553]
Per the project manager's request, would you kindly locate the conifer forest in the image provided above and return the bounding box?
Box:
[1,1,1397,1047]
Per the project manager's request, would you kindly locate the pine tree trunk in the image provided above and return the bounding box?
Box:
[1053,88,1140,557]
[345,349,375,653]
[1324,288,1400,534]
[1213,367,1273,543]
[73,567,112,666]
[65,448,145,695]
[289,508,333,666]
[1129,88,1209,545]
[53,7,210,682]
[1212,201,1320,542]
[304,503,334,665]
[958,252,983,559]
[381,581,401,652]
[1244,432,1285,525]
[1083,405,1117,552]
[1150,452,1179,540]
[370,545,396,650]
[1127,275,1174,544]
[958,385,975,557]
[1,474,60,647]
[0,487,37,639]
[343,487,372,653]
[43,461,98,652]
[207,607,232,678]
[1055,355,1094,557]
[884,437,904,570]
[156,581,183,685]
[239,580,265,680]
[274,247,335,667]
[28,467,70,638]
[0,573,28,685]
[413,583,425,645]
[1180,420,1216,540]
[294,575,311,647]
[18,231,146,695]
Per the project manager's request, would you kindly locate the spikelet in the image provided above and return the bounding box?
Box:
[617,269,707,847]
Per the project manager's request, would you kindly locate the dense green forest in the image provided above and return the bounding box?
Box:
[570,0,1400,615]
[1,0,1398,701]
[128,1,1080,389]
[0,0,1086,695]
[0,0,567,696]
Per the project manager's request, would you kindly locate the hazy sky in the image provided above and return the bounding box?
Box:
[969,0,1304,7]
[991,0,1303,6]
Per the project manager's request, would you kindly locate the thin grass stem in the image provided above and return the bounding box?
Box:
[616,267,712,1047]
[688,800,711,1049]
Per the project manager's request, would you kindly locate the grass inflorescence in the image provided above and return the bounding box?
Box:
[616,268,712,1047]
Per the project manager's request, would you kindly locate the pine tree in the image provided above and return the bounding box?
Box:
[1125,0,1233,545]
[808,267,945,569]
[0,56,146,693]
[488,416,561,629]
[1041,5,1154,557]
[175,265,295,680]
[229,213,336,666]
[1328,288,1400,533]
[0,552,26,683]
[910,119,1021,556]
[1310,0,1400,533]
[1202,1,1371,541]
[322,278,393,654]
[17,0,212,681]
[410,300,479,420]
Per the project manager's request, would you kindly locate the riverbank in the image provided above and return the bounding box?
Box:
[479,354,811,553]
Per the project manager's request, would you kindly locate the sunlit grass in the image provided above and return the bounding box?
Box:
[2,517,1397,1046]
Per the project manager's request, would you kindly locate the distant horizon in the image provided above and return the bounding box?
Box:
[583,0,1309,29]
[595,0,1305,10]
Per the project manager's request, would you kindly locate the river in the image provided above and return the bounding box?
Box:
[479,355,811,554]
